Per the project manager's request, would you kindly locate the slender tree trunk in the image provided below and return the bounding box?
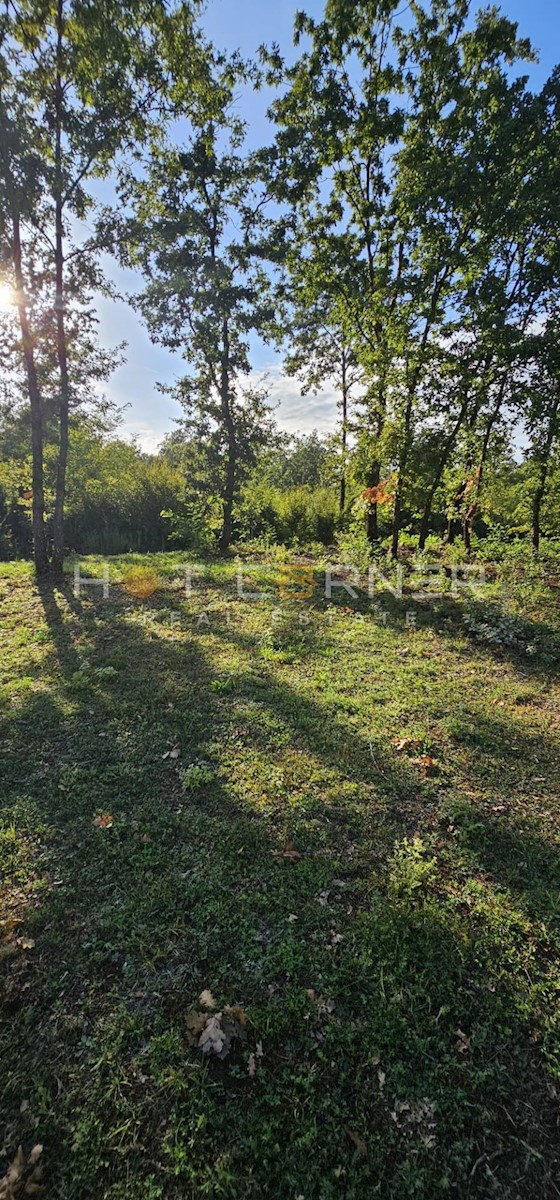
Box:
[418,398,470,550]
[51,0,70,578]
[0,95,49,575]
[218,319,237,554]
[391,388,413,560]
[366,397,385,544]
[12,212,49,575]
[462,381,506,551]
[339,346,348,515]
[532,388,559,555]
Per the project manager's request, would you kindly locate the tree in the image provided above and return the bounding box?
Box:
[279,294,362,513]
[128,74,275,552]
[265,0,551,556]
[0,0,204,574]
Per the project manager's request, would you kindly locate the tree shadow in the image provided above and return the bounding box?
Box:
[0,574,559,1199]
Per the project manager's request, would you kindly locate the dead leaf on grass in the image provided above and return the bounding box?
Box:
[455,1028,471,1054]
[391,737,422,753]
[187,1004,248,1059]
[411,754,438,774]
[162,745,181,761]
[93,813,113,828]
[198,989,217,1010]
[0,1144,44,1199]
[345,1128,367,1155]
[199,1015,228,1057]
[185,1010,208,1045]
[390,1098,436,1148]
[16,937,35,951]
[272,841,303,861]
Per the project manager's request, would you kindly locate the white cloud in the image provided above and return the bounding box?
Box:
[248,362,340,437]
[113,360,342,452]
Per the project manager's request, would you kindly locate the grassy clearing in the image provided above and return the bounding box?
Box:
[0,553,559,1199]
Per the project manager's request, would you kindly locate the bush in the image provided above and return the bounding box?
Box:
[237,483,338,547]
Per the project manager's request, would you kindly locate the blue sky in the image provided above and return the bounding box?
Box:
[100,0,559,452]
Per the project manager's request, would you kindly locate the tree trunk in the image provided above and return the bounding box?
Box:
[462,381,506,551]
[391,389,413,560]
[532,388,559,555]
[12,213,49,575]
[339,346,348,515]
[0,97,49,576]
[51,0,70,578]
[418,398,470,550]
[218,319,237,554]
[366,404,386,544]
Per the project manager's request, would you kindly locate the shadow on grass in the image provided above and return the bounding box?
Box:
[0,575,558,1199]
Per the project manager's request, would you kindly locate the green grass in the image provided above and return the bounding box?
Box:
[0,552,559,1198]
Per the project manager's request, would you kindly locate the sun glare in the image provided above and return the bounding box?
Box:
[0,283,15,311]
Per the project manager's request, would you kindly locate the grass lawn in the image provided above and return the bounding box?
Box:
[0,553,559,1198]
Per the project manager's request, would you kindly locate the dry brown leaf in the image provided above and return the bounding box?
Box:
[185,1010,208,1045]
[198,989,217,1010]
[93,813,113,829]
[346,1128,367,1156]
[16,938,35,951]
[272,841,303,861]
[93,813,113,828]
[411,755,438,774]
[247,1052,257,1077]
[0,1145,44,1200]
[192,1005,247,1060]
[391,737,422,753]
[455,1028,471,1054]
[224,1004,248,1029]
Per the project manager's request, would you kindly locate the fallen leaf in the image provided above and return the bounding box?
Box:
[247,1052,256,1077]
[272,841,303,861]
[378,1069,386,1090]
[391,736,422,753]
[255,1040,264,1058]
[390,1097,436,1147]
[411,754,438,773]
[16,937,35,951]
[199,1015,227,1057]
[346,1128,367,1155]
[198,989,217,1010]
[162,745,181,761]
[185,1010,208,1045]
[93,813,113,828]
[455,1028,471,1054]
[0,1144,44,1199]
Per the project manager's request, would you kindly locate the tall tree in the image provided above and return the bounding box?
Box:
[265,0,548,555]
[128,79,275,552]
[0,0,203,574]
